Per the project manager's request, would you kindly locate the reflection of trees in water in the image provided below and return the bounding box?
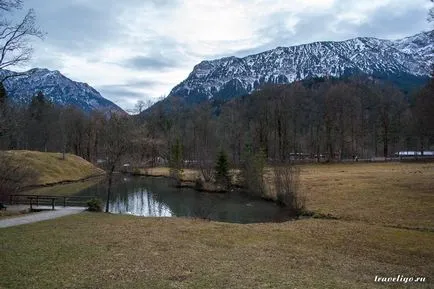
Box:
[77,176,291,223]
[110,188,172,217]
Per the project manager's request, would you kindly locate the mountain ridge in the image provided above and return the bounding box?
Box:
[169,30,433,103]
[0,68,126,114]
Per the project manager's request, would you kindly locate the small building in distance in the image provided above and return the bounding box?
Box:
[394,151,434,160]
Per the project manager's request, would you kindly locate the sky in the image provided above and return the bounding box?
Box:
[8,0,434,112]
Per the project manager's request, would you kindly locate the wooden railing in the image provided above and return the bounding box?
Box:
[8,194,96,207]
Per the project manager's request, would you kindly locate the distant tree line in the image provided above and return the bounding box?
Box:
[0,75,432,167]
[144,76,434,164]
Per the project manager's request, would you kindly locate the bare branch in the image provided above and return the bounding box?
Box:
[0,8,44,72]
[0,0,22,13]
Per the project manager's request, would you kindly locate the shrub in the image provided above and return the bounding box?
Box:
[169,139,183,184]
[87,198,103,212]
[241,147,266,197]
[273,164,304,214]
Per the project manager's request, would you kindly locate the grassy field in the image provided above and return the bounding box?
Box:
[1,162,433,288]
[0,213,432,289]
[4,150,105,186]
[295,162,434,230]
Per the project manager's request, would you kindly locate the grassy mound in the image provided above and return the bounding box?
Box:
[2,150,105,186]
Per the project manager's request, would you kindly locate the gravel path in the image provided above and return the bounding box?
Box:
[0,206,86,228]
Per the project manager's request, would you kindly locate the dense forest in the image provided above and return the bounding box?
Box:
[0,75,432,169]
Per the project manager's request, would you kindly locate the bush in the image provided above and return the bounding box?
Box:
[169,139,183,184]
[273,164,304,214]
[87,198,103,212]
[195,176,205,190]
[241,147,266,197]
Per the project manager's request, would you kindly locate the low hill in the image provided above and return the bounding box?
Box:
[2,150,105,186]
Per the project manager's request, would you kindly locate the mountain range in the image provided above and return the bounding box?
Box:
[169,30,433,103]
[0,30,431,114]
[0,68,125,114]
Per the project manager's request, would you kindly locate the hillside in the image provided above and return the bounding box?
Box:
[169,30,433,103]
[0,68,125,114]
[2,150,105,186]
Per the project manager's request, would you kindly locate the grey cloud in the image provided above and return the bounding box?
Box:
[97,85,148,110]
[98,86,146,99]
[123,56,178,70]
[99,79,161,91]
[347,5,430,39]
[17,1,120,52]
[213,3,431,60]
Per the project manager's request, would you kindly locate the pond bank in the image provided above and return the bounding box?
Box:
[128,167,286,204]
[131,162,434,230]
[21,174,106,192]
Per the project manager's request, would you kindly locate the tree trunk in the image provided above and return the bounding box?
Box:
[105,167,114,213]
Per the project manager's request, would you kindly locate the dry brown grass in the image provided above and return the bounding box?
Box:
[24,178,104,196]
[1,162,433,288]
[139,167,200,182]
[0,214,432,289]
[4,150,105,186]
[293,162,434,230]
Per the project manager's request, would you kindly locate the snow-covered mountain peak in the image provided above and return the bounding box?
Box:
[169,30,433,103]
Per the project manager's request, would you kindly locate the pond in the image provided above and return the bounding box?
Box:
[75,176,294,224]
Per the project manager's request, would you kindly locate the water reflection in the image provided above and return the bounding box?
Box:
[110,189,172,217]
[76,176,292,223]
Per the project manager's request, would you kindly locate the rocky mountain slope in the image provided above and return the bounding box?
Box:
[0,68,125,114]
[169,30,433,103]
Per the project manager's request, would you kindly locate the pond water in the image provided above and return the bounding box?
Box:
[75,176,293,224]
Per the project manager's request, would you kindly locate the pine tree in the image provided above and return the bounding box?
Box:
[215,149,230,188]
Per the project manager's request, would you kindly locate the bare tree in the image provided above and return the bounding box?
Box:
[101,114,135,213]
[0,0,22,12]
[0,0,44,81]
[273,164,303,214]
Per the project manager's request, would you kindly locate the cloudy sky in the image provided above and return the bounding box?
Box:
[9,0,434,111]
